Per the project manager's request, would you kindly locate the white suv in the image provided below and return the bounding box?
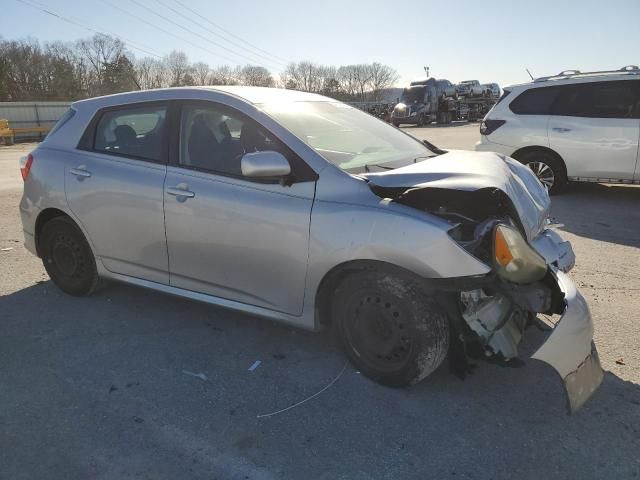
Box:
[475,66,640,193]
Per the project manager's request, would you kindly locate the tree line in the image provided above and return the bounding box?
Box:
[0,34,399,102]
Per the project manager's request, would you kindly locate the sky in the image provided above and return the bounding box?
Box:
[3,0,640,88]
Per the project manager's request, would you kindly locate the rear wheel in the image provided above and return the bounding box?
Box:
[40,216,99,296]
[518,150,567,194]
[332,269,449,387]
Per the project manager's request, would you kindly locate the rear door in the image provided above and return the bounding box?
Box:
[66,102,171,284]
[548,80,640,180]
[163,101,317,315]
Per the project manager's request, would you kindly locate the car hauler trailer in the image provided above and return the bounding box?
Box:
[391,78,500,126]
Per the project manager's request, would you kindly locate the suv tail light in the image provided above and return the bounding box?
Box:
[480,119,506,136]
[20,154,33,181]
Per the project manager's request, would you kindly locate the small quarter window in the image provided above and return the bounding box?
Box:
[94,106,167,161]
[47,108,76,138]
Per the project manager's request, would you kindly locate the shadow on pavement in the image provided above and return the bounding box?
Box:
[551,183,640,248]
[1,280,639,478]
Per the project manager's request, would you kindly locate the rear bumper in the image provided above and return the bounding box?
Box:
[532,271,603,413]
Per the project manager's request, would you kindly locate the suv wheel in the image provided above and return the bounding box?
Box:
[332,269,449,387]
[518,151,567,194]
[40,216,99,296]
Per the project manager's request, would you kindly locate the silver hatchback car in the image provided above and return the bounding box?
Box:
[20,87,602,412]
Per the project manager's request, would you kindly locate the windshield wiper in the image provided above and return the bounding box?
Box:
[363,164,395,172]
[423,139,447,155]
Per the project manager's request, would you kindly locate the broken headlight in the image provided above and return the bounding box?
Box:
[493,224,547,283]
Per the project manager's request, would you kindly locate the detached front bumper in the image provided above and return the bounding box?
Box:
[528,229,603,412]
[532,270,603,412]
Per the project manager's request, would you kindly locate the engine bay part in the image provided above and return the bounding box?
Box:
[460,289,527,359]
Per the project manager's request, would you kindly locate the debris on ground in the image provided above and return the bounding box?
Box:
[248,360,262,371]
[182,370,207,381]
[615,358,626,365]
[257,362,348,419]
[1,247,13,251]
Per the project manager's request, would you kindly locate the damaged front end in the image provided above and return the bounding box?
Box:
[365,159,603,412]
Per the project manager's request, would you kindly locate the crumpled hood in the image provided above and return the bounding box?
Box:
[363,150,551,240]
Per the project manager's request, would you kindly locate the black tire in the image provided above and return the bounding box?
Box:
[40,216,99,296]
[517,150,567,194]
[332,269,449,387]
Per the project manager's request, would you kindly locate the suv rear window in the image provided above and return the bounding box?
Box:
[93,106,167,161]
[509,86,560,115]
[551,81,638,118]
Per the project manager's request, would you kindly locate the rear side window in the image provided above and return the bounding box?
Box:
[551,81,638,118]
[47,108,75,138]
[93,106,167,161]
[509,86,560,115]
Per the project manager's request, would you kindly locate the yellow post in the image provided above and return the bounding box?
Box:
[0,119,15,145]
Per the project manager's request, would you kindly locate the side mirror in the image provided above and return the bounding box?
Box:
[241,151,291,178]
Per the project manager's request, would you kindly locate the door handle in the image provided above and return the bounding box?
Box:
[166,186,195,198]
[552,127,572,133]
[70,166,91,178]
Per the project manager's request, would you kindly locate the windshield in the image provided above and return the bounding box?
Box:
[400,86,425,104]
[260,101,434,171]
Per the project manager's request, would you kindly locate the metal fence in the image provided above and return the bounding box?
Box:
[0,101,71,142]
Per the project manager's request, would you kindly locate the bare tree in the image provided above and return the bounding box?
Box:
[368,62,399,101]
[192,61,210,85]
[239,65,274,87]
[282,61,337,93]
[208,65,240,85]
[165,50,190,87]
[76,34,127,95]
[0,32,401,103]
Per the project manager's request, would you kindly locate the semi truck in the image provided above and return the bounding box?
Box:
[391,77,500,126]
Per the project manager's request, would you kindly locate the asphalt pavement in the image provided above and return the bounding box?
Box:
[1,125,639,479]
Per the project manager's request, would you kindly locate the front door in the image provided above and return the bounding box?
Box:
[548,80,640,181]
[65,103,170,284]
[163,101,316,315]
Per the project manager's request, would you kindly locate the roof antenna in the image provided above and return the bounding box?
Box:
[424,66,430,78]
[525,68,535,81]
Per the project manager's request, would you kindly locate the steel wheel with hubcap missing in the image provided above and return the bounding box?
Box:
[332,269,449,387]
[40,216,99,296]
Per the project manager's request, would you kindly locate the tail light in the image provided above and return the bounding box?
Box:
[480,119,506,136]
[20,154,33,181]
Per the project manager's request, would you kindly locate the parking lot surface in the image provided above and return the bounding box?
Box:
[1,125,639,479]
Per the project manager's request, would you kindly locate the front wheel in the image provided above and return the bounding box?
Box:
[40,216,99,296]
[332,269,449,387]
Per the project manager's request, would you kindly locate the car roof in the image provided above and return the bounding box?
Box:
[505,67,640,90]
[71,86,330,111]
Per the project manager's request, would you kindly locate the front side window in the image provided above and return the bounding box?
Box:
[179,103,292,178]
[260,101,434,172]
[551,81,638,118]
[509,86,560,115]
[94,106,167,161]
